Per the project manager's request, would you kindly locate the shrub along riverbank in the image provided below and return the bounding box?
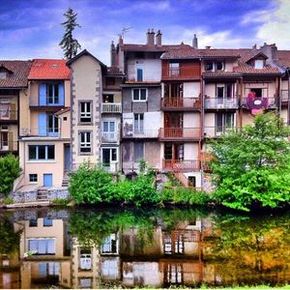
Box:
[68,163,212,208]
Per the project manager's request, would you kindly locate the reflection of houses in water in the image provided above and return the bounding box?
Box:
[72,233,121,288]
[13,211,71,289]
[0,251,20,289]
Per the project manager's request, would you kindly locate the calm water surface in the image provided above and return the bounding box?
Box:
[0,207,289,289]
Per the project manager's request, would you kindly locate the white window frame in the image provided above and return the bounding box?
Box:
[47,114,59,134]
[101,147,118,165]
[102,120,116,142]
[132,88,147,102]
[79,131,92,154]
[28,145,55,161]
[254,59,264,69]
[47,83,60,104]
[79,101,92,123]
[134,113,144,134]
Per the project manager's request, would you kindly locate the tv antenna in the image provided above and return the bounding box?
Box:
[119,27,132,38]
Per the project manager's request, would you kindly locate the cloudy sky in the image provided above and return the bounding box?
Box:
[1,0,290,65]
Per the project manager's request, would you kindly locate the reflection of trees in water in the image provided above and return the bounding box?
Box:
[205,213,290,285]
[0,213,22,255]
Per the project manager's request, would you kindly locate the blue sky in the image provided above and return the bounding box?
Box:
[1,0,289,65]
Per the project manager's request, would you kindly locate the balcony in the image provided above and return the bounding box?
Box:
[122,128,158,139]
[29,97,64,110]
[101,103,122,113]
[20,127,59,138]
[0,108,17,122]
[281,90,289,106]
[161,97,201,111]
[159,127,201,141]
[241,97,276,110]
[162,62,201,81]
[204,126,236,138]
[162,159,200,172]
[205,98,238,109]
[0,141,18,152]
[102,132,119,143]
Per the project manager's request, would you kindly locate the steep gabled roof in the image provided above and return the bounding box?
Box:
[277,50,290,69]
[66,49,106,68]
[0,60,32,88]
[28,59,70,80]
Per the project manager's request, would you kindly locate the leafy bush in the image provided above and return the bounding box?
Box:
[0,154,21,196]
[161,186,211,206]
[68,163,113,204]
[209,113,290,211]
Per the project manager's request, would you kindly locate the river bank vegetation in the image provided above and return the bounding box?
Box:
[69,113,290,212]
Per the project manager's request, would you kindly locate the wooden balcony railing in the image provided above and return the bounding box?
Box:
[122,129,158,138]
[161,98,201,110]
[162,159,200,172]
[159,127,201,141]
[205,97,238,109]
[101,103,122,113]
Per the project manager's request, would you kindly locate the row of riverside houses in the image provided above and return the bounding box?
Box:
[0,29,290,196]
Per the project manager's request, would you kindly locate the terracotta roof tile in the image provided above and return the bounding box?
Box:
[0,60,32,88]
[203,71,241,79]
[121,43,186,53]
[233,62,279,74]
[28,59,70,80]
[277,50,290,68]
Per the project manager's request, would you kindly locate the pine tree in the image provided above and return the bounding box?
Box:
[59,8,81,59]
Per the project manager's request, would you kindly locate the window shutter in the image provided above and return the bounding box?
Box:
[39,83,47,105]
[10,103,16,120]
[59,82,64,105]
[38,113,47,136]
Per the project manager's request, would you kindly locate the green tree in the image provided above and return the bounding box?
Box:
[209,112,290,211]
[59,8,81,59]
[0,154,21,196]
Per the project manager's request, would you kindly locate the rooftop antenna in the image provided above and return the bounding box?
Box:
[118,26,132,38]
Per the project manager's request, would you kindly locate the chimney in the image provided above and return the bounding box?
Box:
[205,46,211,49]
[252,44,257,49]
[192,34,198,48]
[156,30,162,46]
[261,42,278,63]
[111,41,116,67]
[146,28,155,45]
[118,35,123,45]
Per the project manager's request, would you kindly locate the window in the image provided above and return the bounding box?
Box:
[134,113,144,134]
[188,176,196,187]
[105,77,115,86]
[29,219,38,227]
[102,120,116,142]
[136,68,143,81]
[102,148,117,166]
[101,234,118,254]
[28,145,55,160]
[254,59,264,69]
[205,62,213,71]
[216,61,224,70]
[47,84,59,104]
[0,103,10,120]
[165,264,183,284]
[216,113,234,133]
[47,114,59,135]
[0,72,7,79]
[28,238,55,255]
[169,62,180,76]
[29,174,38,183]
[79,132,91,154]
[134,142,144,161]
[103,94,114,103]
[38,262,59,278]
[132,88,147,101]
[80,102,92,123]
[251,88,262,97]
[43,217,53,227]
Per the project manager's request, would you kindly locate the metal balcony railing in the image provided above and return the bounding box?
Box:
[101,103,122,113]
[159,127,201,141]
[204,126,236,138]
[122,128,158,138]
[205,98,238,109]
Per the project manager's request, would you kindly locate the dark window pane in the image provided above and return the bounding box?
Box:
[133,89,139,100]
[38,146,46,159]
[216,62,223,70]
[140,89,146,100]
[134,142,144,161]
[29,145,37,159]
[112,149,117,161]
[102,149,110,165]
[54,84,59,97]
[47,145,55,159]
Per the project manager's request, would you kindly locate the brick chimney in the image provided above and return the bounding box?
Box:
[156,30,162,46]
[146,29,155,45]
[261,42,278,63]
[192,34,198,49]
[111,41,116,67]
[118,35,123,45]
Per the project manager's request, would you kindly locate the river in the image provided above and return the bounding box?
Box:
[0,207,289,288]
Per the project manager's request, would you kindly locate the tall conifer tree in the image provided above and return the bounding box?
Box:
[59,8,81,59]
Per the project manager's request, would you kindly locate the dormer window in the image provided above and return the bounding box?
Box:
[216,61,224,71]
[254,59,264,69]
[205,61,224,72]
[0,72,7,79]
[205,62,213,71]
